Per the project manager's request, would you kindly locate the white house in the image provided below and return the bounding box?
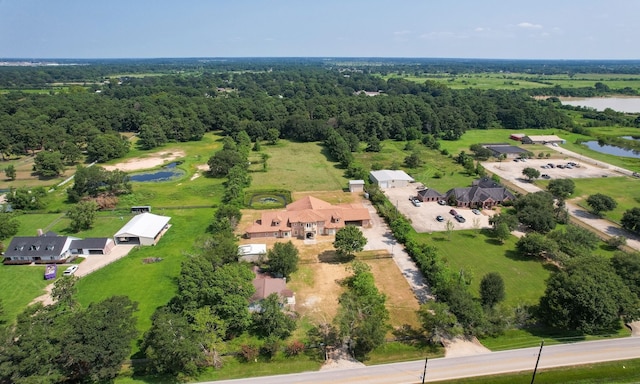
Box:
[369,170,414,189]
[114,212,171,246]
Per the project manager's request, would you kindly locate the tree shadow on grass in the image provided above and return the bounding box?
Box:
[392,324,432,349]
[318,250,353,264]
[484,238,504,246]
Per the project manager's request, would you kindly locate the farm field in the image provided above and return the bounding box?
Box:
[381,72,640,92]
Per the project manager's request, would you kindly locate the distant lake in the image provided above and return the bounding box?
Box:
[583,141,640,159]
[561,97,640,113]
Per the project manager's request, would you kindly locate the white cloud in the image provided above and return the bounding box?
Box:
[393,30,411,36]
[420,31,468,40]
[517,22,543,29]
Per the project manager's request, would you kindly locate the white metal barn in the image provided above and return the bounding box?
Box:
[369,170,414,189]
[114,212,171,246]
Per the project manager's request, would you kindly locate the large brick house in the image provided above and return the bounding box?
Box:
[245,196,371,240]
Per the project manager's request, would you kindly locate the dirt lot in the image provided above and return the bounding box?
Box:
[383,186,496,233]
[102,150,186,172]
[484,158,621,193]
[236,191,420,329]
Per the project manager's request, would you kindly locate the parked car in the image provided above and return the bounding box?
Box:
[548,163,555,168]
[455,215,466,223]
[411,199,422,207]
[541,174,551,179]
[449,209,458,216]
[63,265,79,276]
[552,143,559,147]
[438,200,447,206]
[436,215,445,222]
[471,209,481,215]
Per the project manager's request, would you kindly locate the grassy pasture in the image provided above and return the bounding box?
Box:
[250,141,347,191]
[413,229,553,308]
[74,208,214,353]
[381,72,640,92]
[0,264,51,324]
[434,358,640,384]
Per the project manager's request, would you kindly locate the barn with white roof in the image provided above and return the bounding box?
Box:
[114,212,171,246]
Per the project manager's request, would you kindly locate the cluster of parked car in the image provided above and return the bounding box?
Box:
[449,209,466,223]
[541,162,579,170]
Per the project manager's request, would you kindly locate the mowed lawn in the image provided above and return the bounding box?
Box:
[75,208,214,353]
[0,264,51,323]
[414,230,553,307]
[566,176,640,223]
[250,141,347,191]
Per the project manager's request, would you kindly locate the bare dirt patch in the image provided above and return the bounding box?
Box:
[102,150,186,172]
[444,336,491,357]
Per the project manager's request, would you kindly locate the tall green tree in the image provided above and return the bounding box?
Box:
[539,255,640,333]
[142,308,202,377]
[586,193,617,216]
[251,293,296,340]
[62,296,138,383]
[67,200,99,232]
[0,212,19,241]
[33,151,65,177]
[267,241,300,278]
[547,178,575,200]
[611,251,640,298]
[621,208,640,233]
[479,272,505,308]
[417,301,462,345]
[334,225,367,258]
[4,164,16,181]
[514,191,556,233]
[521,167,540,181]
[335,262,389,359]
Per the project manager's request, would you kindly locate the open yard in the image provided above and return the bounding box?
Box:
[413,230,554,307]
[250,141,347,191]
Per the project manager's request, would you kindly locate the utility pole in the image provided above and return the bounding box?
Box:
[531,340,544,384]
[421,356,428,384]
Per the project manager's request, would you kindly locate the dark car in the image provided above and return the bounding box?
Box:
[449,209,458,216]
[436,215,445,222]
[438,200,447,206]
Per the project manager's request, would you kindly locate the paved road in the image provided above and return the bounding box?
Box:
[202,337,640,384]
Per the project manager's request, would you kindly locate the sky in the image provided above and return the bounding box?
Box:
[0,0,638,60]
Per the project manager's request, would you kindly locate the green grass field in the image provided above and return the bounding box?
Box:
[567,176,640,223]
[74,208,214,353]
[250,141,347,191]
[380,72,640,92]
[413,229,553,307]
[435,358,640,384]
[0,264,51,324]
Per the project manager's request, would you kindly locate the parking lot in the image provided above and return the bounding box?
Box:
[484,158,621,192]
[383,186,496,233]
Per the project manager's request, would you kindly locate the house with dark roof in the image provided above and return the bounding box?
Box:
[482,143,530,158]
[69,238,115,255]
[445,178,515,209]
[417,188,444,202]
[3,233,75,264]
[245,196,371,240]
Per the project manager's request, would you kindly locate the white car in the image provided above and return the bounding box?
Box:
[63,265,79,276]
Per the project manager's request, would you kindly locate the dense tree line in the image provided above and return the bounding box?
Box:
[1,65,584,164]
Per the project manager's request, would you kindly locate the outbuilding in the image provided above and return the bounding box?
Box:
[521,135,566,145]
[114,212,171,246]
[369,170,414,189]
[69,238,115,255]
[348,180,365,193]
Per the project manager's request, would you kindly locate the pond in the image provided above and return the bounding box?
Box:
[582,141,640,159]
[129,162,185,182]
[560,97,640,113]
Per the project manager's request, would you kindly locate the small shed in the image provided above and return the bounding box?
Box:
[131,206,151,213]
[238,244,267,263]
[348,180,365,193]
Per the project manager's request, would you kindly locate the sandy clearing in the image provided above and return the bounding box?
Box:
[102,150,186,172]
[190,164,210,181]
[444,336,491,357]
